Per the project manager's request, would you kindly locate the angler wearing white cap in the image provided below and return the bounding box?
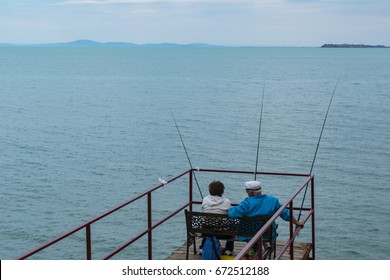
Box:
[228,180,304,256]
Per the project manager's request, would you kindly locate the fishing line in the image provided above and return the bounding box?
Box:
[298,79,339,220]
[254,82,266,181]
[171,112,204,199]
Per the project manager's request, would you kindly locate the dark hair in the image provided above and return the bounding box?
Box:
[208,180,225,196]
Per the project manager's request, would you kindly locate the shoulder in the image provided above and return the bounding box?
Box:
[223,196,232,204]
[201,196,213,208]
[237,197,252,207]
[262,194,278,201]
[220,197,232,209]
[262,195,282,208]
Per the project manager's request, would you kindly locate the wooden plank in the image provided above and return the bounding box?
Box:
[166,238,312,260]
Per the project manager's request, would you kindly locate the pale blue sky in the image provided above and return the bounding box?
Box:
[0,0,389,46]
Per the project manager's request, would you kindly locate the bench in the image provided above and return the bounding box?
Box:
[184,210,278,260]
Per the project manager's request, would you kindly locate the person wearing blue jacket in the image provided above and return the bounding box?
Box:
[228,180,303,256]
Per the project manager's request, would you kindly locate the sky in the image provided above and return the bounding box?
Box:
[0,0,389,46]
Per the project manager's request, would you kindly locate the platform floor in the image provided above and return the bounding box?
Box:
[166,238,312,260]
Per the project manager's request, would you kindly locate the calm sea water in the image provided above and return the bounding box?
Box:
[0,47,389,260]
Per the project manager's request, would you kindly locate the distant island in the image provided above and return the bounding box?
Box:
[321,43,388,48]
[0,40,218,48]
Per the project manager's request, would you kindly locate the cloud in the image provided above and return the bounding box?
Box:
[55,0,239,4]
[54,0,299,5]
[55,0,153,4]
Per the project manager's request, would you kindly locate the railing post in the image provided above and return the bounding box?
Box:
[311,176,315,259]
[148,192,152,260]
[257,237,263,260]
[189,170,193,211]
[289,201,294,260]
[86,224,92,260]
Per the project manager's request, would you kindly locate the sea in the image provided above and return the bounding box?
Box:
[0,46,389,260]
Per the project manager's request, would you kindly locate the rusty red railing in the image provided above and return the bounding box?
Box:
[17,168,315,260]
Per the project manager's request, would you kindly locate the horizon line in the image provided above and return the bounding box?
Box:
[0,39,323,48]
[0,40,388,48]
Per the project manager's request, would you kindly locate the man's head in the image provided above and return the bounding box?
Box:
[209,180,225,196]
[244,181,262,197]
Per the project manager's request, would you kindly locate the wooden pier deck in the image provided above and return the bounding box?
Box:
[166,238,312,260]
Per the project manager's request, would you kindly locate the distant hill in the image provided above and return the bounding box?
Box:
[40,40,137,47]
[321,43,388,48]
[0,40,219,48]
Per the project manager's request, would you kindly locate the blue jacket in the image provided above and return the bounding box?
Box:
[228,194,290,221]
[228,194,289,241]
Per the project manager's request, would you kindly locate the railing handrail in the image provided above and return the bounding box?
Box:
[16,168,314,260]
[197,167,311,177]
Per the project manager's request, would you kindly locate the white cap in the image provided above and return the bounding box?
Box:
[244,181,262,191]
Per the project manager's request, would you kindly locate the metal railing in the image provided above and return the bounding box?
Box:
[17,168,314,260]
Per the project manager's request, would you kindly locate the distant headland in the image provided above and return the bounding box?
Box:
[321,43,388,48]
[0,40,218,48]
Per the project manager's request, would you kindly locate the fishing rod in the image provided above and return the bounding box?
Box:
[171,112,204,199]
[254,83,266,181]
[298,79,339,221]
